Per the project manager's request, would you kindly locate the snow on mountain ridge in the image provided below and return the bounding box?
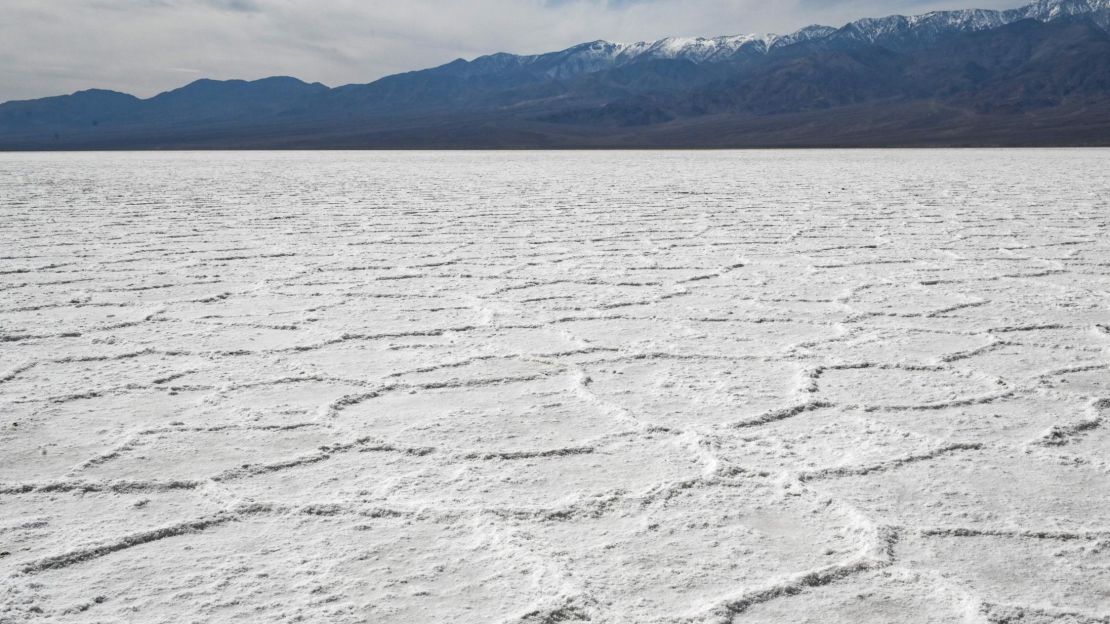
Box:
[454,0,1108,79]
[833,0,1109,43]
[615,33,780,62]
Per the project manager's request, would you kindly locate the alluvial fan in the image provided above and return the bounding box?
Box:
[1,150,1109,623]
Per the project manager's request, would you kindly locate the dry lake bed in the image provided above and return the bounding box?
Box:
[1,150,1109,623]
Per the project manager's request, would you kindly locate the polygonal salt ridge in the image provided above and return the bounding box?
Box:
[815,444,1110,534]
[725,566,987,623]
[12,510,556,624]
[500,480,891,622]
[1033,363,1110,401]
[575,356,806,429]
[0,487,220,575]
[716,402,959,477]
[204,432,707,517]
[896,531,1110,618]
[323,370,637,451]
[70,425,341,482]
[808,362,1011,411]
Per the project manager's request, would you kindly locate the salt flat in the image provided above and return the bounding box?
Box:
[1,150,1109,623]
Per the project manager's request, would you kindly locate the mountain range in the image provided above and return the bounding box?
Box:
[2,0,1110,149]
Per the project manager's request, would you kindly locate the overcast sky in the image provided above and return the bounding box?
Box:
[1,0,1024,102]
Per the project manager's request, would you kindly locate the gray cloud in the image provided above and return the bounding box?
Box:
[1,0,1025,102]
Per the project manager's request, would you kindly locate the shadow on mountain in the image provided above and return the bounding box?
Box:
[2,8,1109,148]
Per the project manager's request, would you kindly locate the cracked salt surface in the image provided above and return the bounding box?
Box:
[1,150,1109,623]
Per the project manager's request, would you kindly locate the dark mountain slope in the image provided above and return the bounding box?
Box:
[1,0,1109,148]
[145,77,329,121]
[0,90,142,134]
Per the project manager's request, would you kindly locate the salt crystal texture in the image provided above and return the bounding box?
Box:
[1,150,1109,623]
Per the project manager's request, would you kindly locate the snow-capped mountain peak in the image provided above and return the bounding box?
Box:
[451,0,1108,80]
[835,0,1109,44]
[614,33,780,63]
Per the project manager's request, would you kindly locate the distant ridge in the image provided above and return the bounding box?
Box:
[2,0,1110,149]
[405,0,1108,77]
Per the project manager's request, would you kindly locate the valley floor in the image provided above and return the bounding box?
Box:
[1,150,1109,623]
